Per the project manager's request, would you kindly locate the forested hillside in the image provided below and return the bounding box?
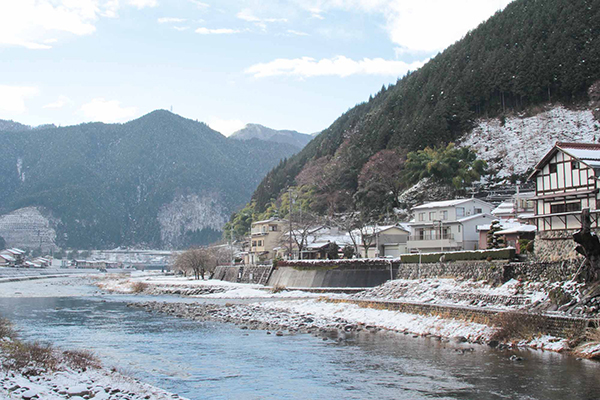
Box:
[0,110,299,249]
[251,0,600,214]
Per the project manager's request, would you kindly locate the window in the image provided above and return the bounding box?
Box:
[429,211,436,220]
[549,163,557,173]
[258,240,263,246]
[252,241,257,247]
[269,225,277,232]
[418,213,425,221]
[418,229,424,240]
[572,161,580,170]
[475,208,482,214]
[550,202,581,214]
[441,210,448,220]
[456,207,465,217]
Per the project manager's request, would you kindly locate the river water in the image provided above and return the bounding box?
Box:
[0,277,599,400]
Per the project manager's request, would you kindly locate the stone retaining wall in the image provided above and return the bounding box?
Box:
[213,265,272,285]
[534,230,585,262]
[395,260,581,283]
[329,298,591,339]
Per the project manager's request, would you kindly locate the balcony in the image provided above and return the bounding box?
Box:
[408,233,460,251]
[409,233,455,241]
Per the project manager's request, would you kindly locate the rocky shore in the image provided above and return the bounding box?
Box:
[132,300,497,345]
[0,367,188,400]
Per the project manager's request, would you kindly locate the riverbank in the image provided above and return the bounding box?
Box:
[0,317,188,400]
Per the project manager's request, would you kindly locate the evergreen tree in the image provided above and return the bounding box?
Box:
[487,220,506,249]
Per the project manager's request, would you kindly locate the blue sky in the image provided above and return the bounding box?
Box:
[0,0,512,135]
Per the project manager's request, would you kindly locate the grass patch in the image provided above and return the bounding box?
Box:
[271,284,287,294]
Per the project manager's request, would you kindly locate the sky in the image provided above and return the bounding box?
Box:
[0,0,513,136]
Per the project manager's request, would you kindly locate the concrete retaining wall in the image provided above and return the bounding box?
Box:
[267,263,395,288]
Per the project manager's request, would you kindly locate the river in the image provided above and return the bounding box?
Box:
[0,277,599,400]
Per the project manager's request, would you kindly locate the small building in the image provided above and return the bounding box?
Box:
[492,191,535,221]
[5,248,25,266]
[246,218,288,264]
[528,142,600,260]
[359,225,411,258]
[0,253,16,267]
[409,198,494,252]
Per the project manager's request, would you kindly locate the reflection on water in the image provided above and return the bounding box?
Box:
[0,279,599,400]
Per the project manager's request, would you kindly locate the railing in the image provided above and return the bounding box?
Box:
[409,233,455,241]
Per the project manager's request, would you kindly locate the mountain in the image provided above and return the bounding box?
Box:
[0,110,300,249]
[250,0,600,214]
[0,120,32,132]
[229,124,313,150]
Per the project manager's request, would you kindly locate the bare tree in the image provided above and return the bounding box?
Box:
[281,209,321,259]
[329,212,361,256]
[173,247,218,280]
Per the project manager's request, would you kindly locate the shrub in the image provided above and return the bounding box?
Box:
[62,349,102,370]
[1,341,59,375]
[0,317,15,339]
[131,281,149,293]
[271,284,287,294]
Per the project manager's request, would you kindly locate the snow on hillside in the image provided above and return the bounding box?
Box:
[461,106,600,178]
[0,207,57,251]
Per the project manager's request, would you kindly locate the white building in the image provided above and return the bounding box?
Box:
[409,198,494,252]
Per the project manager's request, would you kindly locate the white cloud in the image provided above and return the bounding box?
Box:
[189,0,210,9]
[158,17,187,24]
[245,56,426,78]
[0,85,39,114]
[195,27,240,35]
[43,95,71,109]
[287,30,309,36]
[0,0,165,49]
[293,0,513,53]
[0,0,98,49]
[237,9,287,23]
[128,0,158,9]
[208,118,245,136]
[173,26,190,31]
[80,98,138,123]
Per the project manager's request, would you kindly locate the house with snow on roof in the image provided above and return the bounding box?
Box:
[408,198,494,253]
[528,142,600,260]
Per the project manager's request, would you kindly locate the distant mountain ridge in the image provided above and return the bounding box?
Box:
[230,124,313,149]
[0,110,300,249]
[0,119,57,132]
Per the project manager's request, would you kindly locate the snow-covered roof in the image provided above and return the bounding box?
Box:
[0,254,16,262]
[413,198,493,210]
[530,142,600,179]
[457,214,493,223]
[492,200,514,216]
[413,199,472,210]
[252,217,286,225]
[496,225,537,235]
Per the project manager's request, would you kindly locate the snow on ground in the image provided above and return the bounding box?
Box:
[259,299,494,342]
[198,287,320,299]
[353,278,548,311]
[1,366,188,400]
[461,106,600,178]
